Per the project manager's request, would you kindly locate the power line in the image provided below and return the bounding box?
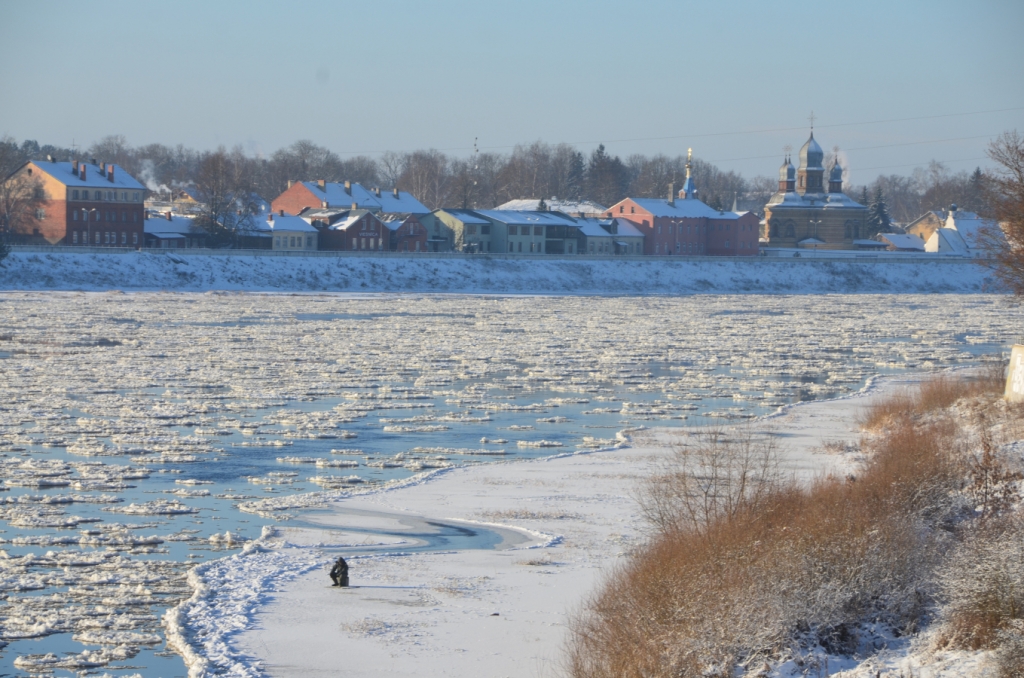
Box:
[332,106,1024,157]
[709,133,1000,165]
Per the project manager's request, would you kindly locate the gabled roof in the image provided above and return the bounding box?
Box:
[300,181,428,214]
[627,198,731,219]
[947,211,1000,249]
[926,228,969,255]
[144,213,198,236]
[26,161,145,191]
[880,233,925,251]
[254,213,319,233]
[495,198,607,214]
[474,210,580,227]
[328,210,383,231]
[436,209,490,225]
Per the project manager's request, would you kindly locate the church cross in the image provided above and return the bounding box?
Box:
[808,111,816,130]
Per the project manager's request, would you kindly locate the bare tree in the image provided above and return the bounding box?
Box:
[980,131,1024,295]
[192,147,262,245]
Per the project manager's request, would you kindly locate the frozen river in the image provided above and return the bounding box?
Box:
[0,292,1018,676]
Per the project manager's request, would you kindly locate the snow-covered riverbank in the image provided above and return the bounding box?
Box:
[191,375,903,678]
[0,250,998,293]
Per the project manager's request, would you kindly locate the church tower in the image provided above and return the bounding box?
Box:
[778,155,796,193]
[796,132,825,196]
[679,148,698,200]
[828,160,843,193]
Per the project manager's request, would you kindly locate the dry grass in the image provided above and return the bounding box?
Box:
[860,364,1006,431]
[567,373,1015,678]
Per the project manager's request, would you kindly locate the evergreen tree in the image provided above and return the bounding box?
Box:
[566,150,585,201]
[965,167,985,213]
[0,235,9,266]
[867,186,892,234]
[537,197,547,212]
[860,187,869,207]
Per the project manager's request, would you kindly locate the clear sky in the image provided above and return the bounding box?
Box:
[1,0,1022,182]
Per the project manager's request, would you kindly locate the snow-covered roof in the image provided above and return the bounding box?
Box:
[853,239,888,248]
[799,237,826,246]
[576,222,613,237]
[28,161,145,191]
[144,214,197,236]
[495,198,607,214]
[254,214,319,233]
[301,182,428,214]
[947,211,1000,249]
[880,233,925,251]
[629,198,727,219]
[925,229,969,255]
[474,210,580,227]
[613,218,645,237]
[436,209,490,225]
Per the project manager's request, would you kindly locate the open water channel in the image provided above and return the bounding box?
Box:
[0,292,1019,676]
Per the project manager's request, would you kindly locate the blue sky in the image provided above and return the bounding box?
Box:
[1,0,1022,181]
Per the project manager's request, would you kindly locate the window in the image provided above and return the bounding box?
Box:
[589,243,594,253]
[509,242,514,252]
[630,206,635,214]
[306,236,312,248]
[619,206,624,213]
[133,192,139,201]
[132,211,137,222]
[274,237,280,248]
[657,225,661,234]
[481,224,490,235]
[106,191,112,201]
[132,233,138,245]
[289,237,296,247]
[35,208,45,219]
[518,242,522,252]
[725,240,730,248]
[73,211,79,221]
[104,232,109,244]
[121,192,127,201]
[95,232,100,244]
[509,225,518,236]
[122,232,127,244]
[676,242,680,253]
[94,191,101,200]
[72,190,79,200]
[415,241,420,252]
[534,226,543,236]
[73,231,78,244]
[655,245,660,253]
[121,211,127,222]
[466,224,477,235]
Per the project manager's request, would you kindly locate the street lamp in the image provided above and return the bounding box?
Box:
[809,218,823,255]
[82,208,97,246]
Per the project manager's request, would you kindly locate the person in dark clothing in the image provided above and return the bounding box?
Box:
[330,556,349,587]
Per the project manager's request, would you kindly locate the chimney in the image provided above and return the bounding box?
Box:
[321,200,328,208]
[287,180,293,189]
[91,158,98,166]
[344,180,351,195]
[279,209,284,216]
[107,164,115,183]
[268,212,274,222]
[668,182,675,207]
[374,187,381,197]
[73,160,79,175]
[392,187,399,198]
[317,179,326,190]
[166,211,172,221]
[351,202,357,211]
[80,165,86,181]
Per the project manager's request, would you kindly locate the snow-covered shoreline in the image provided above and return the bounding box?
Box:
[166,374,940,678]
[0,250,999,294]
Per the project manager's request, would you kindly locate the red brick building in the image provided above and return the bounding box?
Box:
[604,154,759,256]
[307,209,388,251]
[6,159,146,246]
[382,214,428,252]
[272,180,428,216]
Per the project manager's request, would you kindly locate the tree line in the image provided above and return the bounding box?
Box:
[0,134,992,221]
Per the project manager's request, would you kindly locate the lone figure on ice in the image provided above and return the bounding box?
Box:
[330,556,349,587]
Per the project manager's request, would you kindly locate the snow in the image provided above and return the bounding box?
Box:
[183,373,983,678]
[631,197,727,218]
[0,250,1000,293]
[30,161,146,191]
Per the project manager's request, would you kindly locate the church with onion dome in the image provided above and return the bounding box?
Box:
[763,130,868,250]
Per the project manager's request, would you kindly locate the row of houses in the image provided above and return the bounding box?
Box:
[5,155,1000,259]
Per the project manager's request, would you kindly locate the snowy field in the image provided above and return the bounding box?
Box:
[0,250,1001,294]
[0,292,1019,676]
